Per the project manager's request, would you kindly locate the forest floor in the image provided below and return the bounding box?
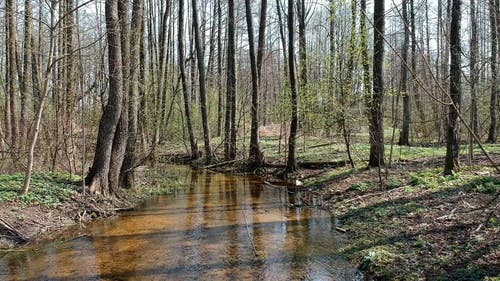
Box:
[164,133,500,280]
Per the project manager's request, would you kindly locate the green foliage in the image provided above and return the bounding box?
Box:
[470,177,500,194]
[350,181,373,191]
[360,246,397,272]
[0,172,78,206]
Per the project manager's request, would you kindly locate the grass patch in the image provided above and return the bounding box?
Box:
[0,172,79,206]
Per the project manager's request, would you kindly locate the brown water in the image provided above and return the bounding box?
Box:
[0,166,362,281]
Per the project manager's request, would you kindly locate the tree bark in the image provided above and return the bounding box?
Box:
[487,0,499,143]
[399,0,411,146]
[286,0,298,173]
[85,0,123,196]
[368,0,385,167]
[225,0,237,160]
[179,0,199,159]
[192,0,212,163]
[245,0,263,169]
[444,0,462,175]
[121,0,144,188]
[6,0,19,151]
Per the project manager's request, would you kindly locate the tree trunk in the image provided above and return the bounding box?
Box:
[444,0,462,175]
[6,0,19,152]
[368,0,385,167]
[360,0,371,104]
[179,0,199,159]
[225,0,236,160]
[245,0,263,169]
[85,0,123,196]
[192,0,212,163]
[286,0,298,173]
[121,0,144,189]
[469,0,478,161]
[399,0,411,146]
[487,0,499,143]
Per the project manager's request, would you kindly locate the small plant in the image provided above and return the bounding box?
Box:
[350,181,373,192]
[472,177,500,194]
[360,247,396,271]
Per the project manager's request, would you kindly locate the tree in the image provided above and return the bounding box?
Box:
[85,0,124,195]
[444,0,462,175]
[225,0,237,160]
[286,0,298,173]
[245,0,264,169]
[5,0,19,152]
[121,0,145,188]
[399,0,411,146]
[368,0,385,167]
[179,0,199,159]
[487,0,499,143]
[191,0,212,163]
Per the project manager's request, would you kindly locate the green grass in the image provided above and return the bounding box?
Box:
[0,172,79,206]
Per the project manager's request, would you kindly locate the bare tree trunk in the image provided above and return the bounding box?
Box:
[256,0,268,81]
[216,0,223,138]
[85,0,123,196]
[179,0,199,159]
[444,0,462,175]
[6,0,19,152]
[360,0,371,104]
[225,0,236,160]
[399,0,411,146]
[286,0,298,173]
[487,0,499,143]
[192,0,212,163]
[469,0,478,161]
[245,0,263,169]
[121,0,145,188]
[20,0,34,149]
[368,0,385,167]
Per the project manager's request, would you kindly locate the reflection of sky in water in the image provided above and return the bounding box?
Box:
[0,165,362,281]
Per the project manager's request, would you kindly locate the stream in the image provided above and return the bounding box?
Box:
[0,165,362,281]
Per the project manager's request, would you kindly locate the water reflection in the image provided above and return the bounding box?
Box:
[0,166,362,281]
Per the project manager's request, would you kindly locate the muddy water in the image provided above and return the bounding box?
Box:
[0,166,361,281]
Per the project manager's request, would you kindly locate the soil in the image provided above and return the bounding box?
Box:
[0,192,138,250]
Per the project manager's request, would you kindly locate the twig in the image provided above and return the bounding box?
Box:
[240,207,258,257]
[203,159,242,169]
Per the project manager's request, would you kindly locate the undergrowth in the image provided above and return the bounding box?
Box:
[0,172,79,206]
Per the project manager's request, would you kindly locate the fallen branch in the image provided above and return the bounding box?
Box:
[203,159,242,169]
[0,218,27,243]
[343,185,409,204]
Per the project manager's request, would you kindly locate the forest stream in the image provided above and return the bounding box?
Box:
[0,165,362,281]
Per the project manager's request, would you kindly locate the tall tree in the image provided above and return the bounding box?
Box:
[469,0,478,161]
[179,0,199,159]
[121,0,145,188]
[444,0,462,175]
[487,0,499,143]
[399,0,411,146]
[192,0,212,162]
[368,0,385,167]
[245,0,263,169]
[85,0,123,195]
[5,0,19,151]
[286,0,298,173]
[225,0,237,160]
